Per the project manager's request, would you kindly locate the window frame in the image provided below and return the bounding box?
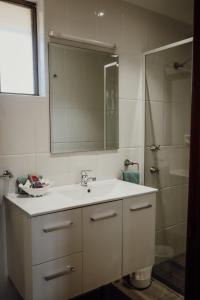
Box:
[0,0,39,95]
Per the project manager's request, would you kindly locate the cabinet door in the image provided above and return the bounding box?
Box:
[123,194,156,276]
[31,209,82,265]
[33,253,82,300]
[83,201,122,292]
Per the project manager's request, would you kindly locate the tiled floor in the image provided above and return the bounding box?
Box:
[153,255,185,295]
[0,280,129,300]
[113,279,183,300]
[0,280,22,300]
[0,278,183,300]
[173,255,186,269]
[74,285,130,300]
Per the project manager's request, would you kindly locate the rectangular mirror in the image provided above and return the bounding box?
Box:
[49,42,119,153]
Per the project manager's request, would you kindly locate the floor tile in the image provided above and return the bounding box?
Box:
[113,279,183,300]
[153,255,185,295]
[0,280,22,300]
[0,278,183,300]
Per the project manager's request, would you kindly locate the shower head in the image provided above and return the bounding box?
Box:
[173,57,191,70]
[174,62,183,70]
[165,58,192,76]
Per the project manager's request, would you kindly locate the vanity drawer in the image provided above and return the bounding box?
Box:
[31,209,82,265]
[123,193,156,275]
[33,253,82,300]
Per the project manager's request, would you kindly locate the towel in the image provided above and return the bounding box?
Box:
[123,170,140,184]
[16,176,28,194]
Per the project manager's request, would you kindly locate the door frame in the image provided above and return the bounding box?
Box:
[185,0,199,298]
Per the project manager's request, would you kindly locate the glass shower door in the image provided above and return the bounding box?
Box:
[144,40,193,295]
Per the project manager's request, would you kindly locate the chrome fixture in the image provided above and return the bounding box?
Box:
[124,159,139,170]
[150,144,160,152]
[174,57,191,70]
[80,170,96,187]
[0,170,13,179]
[44,266,75,281]
[150,167,160,174]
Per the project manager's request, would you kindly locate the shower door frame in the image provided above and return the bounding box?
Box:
[142,37,193,294]
[141,37,193,185]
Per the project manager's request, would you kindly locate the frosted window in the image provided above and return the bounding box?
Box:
[0,1,36,94]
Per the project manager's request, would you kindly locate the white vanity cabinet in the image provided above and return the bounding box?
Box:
[122,194,156,276]
[82,201,122,292]
[5,181,156,300]
[6,203,83,300]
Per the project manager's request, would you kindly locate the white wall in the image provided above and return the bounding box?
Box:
[125,0,194,25]
[0,0,192,190]
[0,0,192,280]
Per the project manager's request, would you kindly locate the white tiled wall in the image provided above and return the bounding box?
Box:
[0,0,191,189]
[0,0,192,280]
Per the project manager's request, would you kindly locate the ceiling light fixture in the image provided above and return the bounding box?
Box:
[97,11,105,17]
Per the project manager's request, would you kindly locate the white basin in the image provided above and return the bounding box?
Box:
[59,179,155,203]
[6,179,157,216]
[61,180,121,201]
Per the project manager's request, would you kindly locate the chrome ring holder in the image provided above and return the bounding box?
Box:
[0,170,13,180]
[124,159,139,171]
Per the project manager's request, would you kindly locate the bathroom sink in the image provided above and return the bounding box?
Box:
[59,179,155,203]
[6,179,157,216]
[61,180,118,201]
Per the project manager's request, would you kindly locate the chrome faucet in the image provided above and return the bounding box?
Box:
[80,170,96,187]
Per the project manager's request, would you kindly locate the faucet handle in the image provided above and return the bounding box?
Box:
[150,144,160,152]
[80,170,93,186]
[150,167,160,174]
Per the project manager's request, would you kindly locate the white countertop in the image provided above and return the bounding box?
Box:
[5,179,157,217]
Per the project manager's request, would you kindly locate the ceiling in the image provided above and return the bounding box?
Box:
[125,0,194,25]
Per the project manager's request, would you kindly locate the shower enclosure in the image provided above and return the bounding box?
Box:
[144,38,193,295]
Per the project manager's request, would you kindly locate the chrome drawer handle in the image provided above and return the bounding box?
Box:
[91,211,117,222]
[43,221,73,233]
[130,204,152,212]
[44,266,75,281]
